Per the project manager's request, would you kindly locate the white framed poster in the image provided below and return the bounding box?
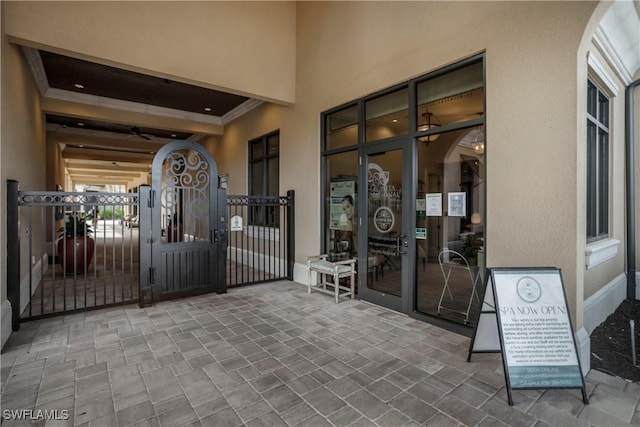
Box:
[329,179,356,231]
[426,193,442,216]
[447,192,466,217]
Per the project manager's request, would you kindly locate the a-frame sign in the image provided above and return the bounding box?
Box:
[468,267,589,405]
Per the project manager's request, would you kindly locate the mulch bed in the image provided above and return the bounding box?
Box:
[590,299,640,382]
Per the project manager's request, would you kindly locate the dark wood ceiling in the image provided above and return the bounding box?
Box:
[32,49,255,187]
[41,50,249,137]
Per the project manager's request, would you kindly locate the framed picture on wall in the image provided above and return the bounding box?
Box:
[448,192,466,217]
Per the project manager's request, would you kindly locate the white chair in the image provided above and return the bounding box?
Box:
[307,255,356,303]
[437,249,480,324]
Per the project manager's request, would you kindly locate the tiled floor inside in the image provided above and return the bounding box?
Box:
[2,281,639,426]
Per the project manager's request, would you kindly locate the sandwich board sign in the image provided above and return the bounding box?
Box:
[468,267,589,405]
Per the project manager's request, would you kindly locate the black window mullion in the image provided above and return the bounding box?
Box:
[586,121,597,238]
[586,78,610,241]
[598,130,609,236]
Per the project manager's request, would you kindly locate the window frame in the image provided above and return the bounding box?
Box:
[320,54,486,259]
[586,78,610,243]
[248,130,280,227]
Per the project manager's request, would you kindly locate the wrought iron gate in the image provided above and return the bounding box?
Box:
[7,143,295,328]
[139,140,227,304]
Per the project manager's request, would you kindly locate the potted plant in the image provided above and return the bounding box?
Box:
[57,212,95,274]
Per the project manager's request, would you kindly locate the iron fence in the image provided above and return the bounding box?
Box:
[7,180,295,327]
[226,191,294,287]
[7,181,140,323]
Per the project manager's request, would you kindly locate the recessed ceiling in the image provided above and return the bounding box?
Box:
[23,48,260,188]
[40,50,249,117]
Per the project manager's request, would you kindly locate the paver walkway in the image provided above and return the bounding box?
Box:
[1,281,639,426]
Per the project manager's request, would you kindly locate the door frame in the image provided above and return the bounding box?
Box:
[357,137,416,314]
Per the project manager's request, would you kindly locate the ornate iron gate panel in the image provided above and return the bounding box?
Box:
[141,140,227,302]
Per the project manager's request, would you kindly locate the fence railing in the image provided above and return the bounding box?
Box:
[226,190,294,287]
[7,180,295,327]
[7,181,140,323]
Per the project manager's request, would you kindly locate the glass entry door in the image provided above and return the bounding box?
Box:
[358,141,411,313]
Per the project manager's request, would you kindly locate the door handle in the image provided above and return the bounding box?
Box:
[397,234,407,255]
[212,229,218,243]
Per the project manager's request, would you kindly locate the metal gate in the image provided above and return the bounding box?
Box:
[139,140,227,304]
[7,182,140,325]
[7,143,295,328]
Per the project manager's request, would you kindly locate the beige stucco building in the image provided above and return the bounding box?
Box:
[1,1,639,377]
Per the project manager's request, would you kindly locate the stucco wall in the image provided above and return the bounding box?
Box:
[1,6,47,345]
[3,1,297,104]
[214,103,288,196]
[288,1,597,328]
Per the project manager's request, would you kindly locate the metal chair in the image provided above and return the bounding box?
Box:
[437,249,480,324]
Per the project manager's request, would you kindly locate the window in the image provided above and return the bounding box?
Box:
[325,151,358,261]
[365,87,409,142]
[249,131,279,226]
[586,79,609,241]
[325,104,358,150]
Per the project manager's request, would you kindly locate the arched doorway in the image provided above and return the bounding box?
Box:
[141,140,227,303]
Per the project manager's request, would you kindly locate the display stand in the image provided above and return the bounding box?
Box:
[468,267,589,406]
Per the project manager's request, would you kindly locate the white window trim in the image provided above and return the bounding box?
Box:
[587,52,620,96]
[585,238,620,270]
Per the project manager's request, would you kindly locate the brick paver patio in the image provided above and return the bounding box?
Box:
[1,281,638,426]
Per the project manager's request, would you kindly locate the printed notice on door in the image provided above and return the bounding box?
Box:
[493,269,584,389]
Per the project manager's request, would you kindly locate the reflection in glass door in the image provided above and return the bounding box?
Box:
[359,146,409,312]
[415,126,485,327]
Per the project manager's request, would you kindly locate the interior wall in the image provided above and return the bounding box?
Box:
[291,1,597,328]
[4,1,296,104]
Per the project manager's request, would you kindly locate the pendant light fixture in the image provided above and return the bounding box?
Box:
[419,110,441,142]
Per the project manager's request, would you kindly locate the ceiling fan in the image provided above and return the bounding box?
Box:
[129,126,152,140]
